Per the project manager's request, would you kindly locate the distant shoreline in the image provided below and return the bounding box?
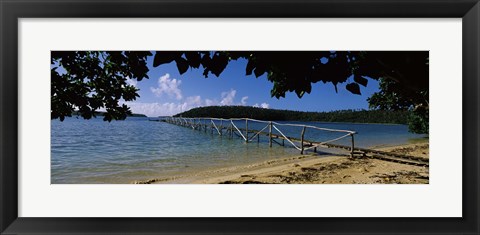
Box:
[174,106,410,125]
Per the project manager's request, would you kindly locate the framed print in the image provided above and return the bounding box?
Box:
[1,0,479,234]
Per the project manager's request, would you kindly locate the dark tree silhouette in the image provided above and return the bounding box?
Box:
[152,51,427,102]
[175,106,410,125]
[51,51,428,133]
[51,51,151,121]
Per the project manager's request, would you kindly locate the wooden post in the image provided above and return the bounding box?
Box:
[269,122,272,147]
[300,126,306,154]
[245,119,248,142]
[220,120,223,136]
[350,133,355,158]
[226,122,229,136]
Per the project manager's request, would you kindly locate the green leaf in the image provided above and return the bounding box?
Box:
[209,53,229,77]
[305,83,312,94]
[253,64,266,77]
[346,83,361,95]
[153,52,181,67]
[185,52,201,68]
[354,74,368,87]
[175,57,189,75]
[295,90,305,98]
[245,60,255,75]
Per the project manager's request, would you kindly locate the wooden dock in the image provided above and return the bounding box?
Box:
[162,117,429,167]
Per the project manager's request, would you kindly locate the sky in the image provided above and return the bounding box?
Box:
[123,55,380,117]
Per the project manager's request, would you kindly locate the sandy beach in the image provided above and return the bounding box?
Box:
[133,141,429,184]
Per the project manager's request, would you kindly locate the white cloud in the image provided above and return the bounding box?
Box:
[205,99,216,106]
[241,96,248,105]
[127,88,270,117]
[150,73,183,100]
[125,77,137,87]
[260,103,270,109]
[253,103,270,109]
[220,89,236,106]
[124,95,203,117]
[185,96,202,106]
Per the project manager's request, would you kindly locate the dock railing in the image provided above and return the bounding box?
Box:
[163,117,357,156]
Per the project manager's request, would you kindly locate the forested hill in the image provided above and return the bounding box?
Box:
[174,106,409,124]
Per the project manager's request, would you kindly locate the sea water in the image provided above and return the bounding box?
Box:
[51,117,426,183]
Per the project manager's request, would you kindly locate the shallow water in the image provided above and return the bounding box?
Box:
[51,117,426,184]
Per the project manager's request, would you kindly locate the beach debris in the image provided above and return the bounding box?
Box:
[219,180,266,184]
[370,171,428,184]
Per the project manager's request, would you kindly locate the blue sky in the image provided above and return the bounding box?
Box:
[124,55,380,117]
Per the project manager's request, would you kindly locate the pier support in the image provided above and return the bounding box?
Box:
[300,126,306,154]
[220,120,223,136]
[350,133,355,158]
[166,117,357,157]
[245,119,249,142]
[269,122,272,147]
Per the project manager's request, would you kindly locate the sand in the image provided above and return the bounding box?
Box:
[134,142,429,184]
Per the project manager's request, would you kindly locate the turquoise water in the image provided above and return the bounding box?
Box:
[51,117,426,184]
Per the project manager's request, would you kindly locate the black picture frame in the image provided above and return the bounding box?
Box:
[1,0,478,234]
